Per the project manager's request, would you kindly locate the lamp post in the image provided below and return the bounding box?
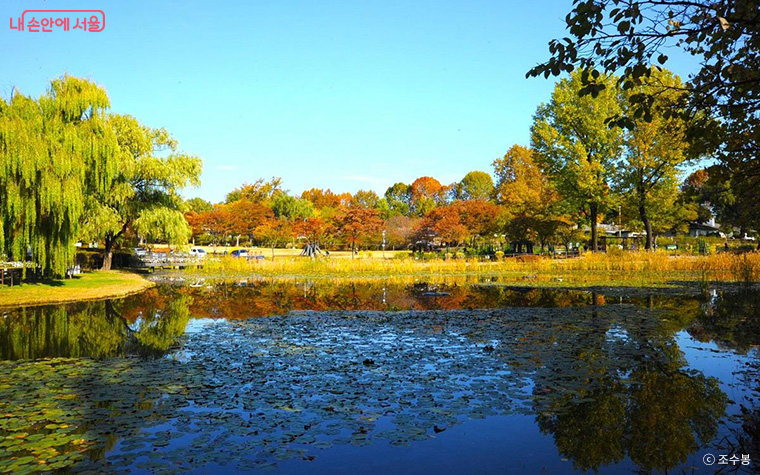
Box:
[618,204,622,240]
[382,230,386,259]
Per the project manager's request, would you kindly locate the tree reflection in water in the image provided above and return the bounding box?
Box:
[184,279,598,319]
[689,288,760,465]
[0,288,192,360]
[0,281,757,473]
[532,329,726,472]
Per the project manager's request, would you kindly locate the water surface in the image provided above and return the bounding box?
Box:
[0,280,757,473]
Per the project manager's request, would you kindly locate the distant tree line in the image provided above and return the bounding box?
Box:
[186,66,746,254]
[4,47,759,280]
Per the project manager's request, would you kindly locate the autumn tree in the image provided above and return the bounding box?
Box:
[225,200,274,246]
[255,218,293,258]
[184,198,214,244]
[184,211,206,243]
[451,200,501,246]
[494,145,567,252]
[409,176,448,216]
[415,200,500,249]
[225,177,283,204]
[294,217,332,246]
[421,206,470,246]
[531,71,624,251]
[81,114,201,270]
[301,188,352,209]
[384,215,418,249]
[333,207,383,257]
[187,205,232,247]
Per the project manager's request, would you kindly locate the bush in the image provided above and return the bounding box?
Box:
[75,250,102,270]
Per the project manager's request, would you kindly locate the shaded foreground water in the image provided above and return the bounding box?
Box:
[0,279,758,474]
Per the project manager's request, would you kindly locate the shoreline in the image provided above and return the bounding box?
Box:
[0,271,156,308]
[1,250,758,307]
[153,269,758,294]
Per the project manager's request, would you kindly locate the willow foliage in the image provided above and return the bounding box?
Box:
[80,114,202,270]
[1,75,200,277]
[0,76,118,277]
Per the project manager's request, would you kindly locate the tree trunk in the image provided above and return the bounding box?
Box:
[101,222,129,271]
[590,203,598,252]
[102,236,114,271]
[639,202,653,250]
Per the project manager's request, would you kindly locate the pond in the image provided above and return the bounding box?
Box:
[0,279,758,474]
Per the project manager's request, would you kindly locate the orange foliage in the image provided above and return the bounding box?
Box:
[294,217,333,243]
[333,207,383,251]
[301,188,353,209]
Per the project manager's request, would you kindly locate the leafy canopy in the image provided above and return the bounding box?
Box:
[0,76,117,277]
[81,113,201,268]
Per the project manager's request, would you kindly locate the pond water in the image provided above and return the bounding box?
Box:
[0,279,758,474]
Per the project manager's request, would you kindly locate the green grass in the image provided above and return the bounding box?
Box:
[0,271,155,307]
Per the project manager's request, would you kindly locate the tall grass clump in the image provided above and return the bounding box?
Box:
[556,250,760,276]
[731,252,760,286]
[557,250,672,272]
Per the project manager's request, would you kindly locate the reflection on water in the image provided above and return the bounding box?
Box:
[0,289,191,360]
[0,281,757,474]
[530,312,726,472]
[188,280,602,318]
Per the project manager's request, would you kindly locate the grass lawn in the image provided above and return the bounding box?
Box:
[0,271,155,308]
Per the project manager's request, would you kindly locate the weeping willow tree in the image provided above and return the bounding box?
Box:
[1,76,201,277]
[0,76,118,278]
[80,114,201,270]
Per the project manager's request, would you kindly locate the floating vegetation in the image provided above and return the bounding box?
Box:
[1,297,752,473]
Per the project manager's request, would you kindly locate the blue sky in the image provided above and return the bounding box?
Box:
[1,1,698,203]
